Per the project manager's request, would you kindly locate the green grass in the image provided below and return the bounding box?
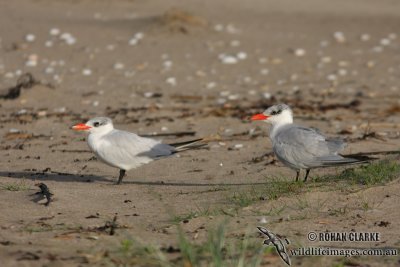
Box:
[316,159,400,186]
[251,204,287,216]
[174,222,265,267]
[229,179,306,209]
[224,159,400,217]
[328,206,348,217]
[1,181,30,191]
[177,226,198,266]
[109,238,170,267]
[170,205,223,224]
[23,223,81,233]
[171,211,198,224]
[91,222,266,267]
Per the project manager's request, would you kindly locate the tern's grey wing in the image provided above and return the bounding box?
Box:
[96,130,175,170]
[273,125,346,169]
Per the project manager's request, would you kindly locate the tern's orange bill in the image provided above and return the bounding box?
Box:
[251,113,269,120]
[72,123,91,131]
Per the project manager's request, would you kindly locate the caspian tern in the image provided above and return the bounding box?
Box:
[72,117,206,184]
[251,104,370,181]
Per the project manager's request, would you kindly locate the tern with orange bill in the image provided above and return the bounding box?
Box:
[72,117,206,184]
[251,104,371,181]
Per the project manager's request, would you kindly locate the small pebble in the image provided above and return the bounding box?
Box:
[206,82,216,89]
[234,144,243,149]
[228,94,240,100]
[26,54,39,67]
[25,34,36,42]
[388,33,397,40]
[163,60,173,68]
[214,24,224,32]
[321,56,331,63]
[49,28,61,36]
[113,63,124,70]
[220,91,230,97]
[372,46,383,53]
[262,92,271,99]
[366,61,375,68]
[360,34,370,41]
[60,32,76,45]
[236,52,247,60]
[9,128,21,133]
[243,76,252,83]
[380,38,390,46]
[134,32,144,40]
[258,57,268,64]
[216,98,226,104]
[37,110,47,117]
[220,55,238,64]
[54,107,66,113]
[166,77,176,86]
[226,24,240,34]
[4,72,14,79]
[248,90,257,95]
[82,69,92,76]
[144,92,155,98]
[45,40,53,47]
[333,31,346,43]
[294,48,306,57]
[320,40,329,47]
[337,69,347,76]
[327,74,337,81]
[290,74,298,81]
[128,38,138,46]
[106,44,115,50]
[44,67,55,74]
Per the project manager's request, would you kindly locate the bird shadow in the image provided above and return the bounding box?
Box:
[0,171,272,187]
[0,171,112,183]
[29,192,48,206]
[120,180,271,187]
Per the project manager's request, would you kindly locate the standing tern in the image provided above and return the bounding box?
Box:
[72,117,206,184]
[251,104,370,181]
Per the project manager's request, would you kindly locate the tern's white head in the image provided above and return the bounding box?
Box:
[72,117,114,135]
[251,104,293,125]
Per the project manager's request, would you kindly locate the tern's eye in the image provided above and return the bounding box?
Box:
[271,110,281,115]
[93,122,100,127]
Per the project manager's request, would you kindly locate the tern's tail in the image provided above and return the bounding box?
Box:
[318,154,376,167]
[169,138,208,152]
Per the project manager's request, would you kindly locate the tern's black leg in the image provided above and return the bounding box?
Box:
[295,170,300,182]
[116,169,126,185]
[303,169,310,182]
